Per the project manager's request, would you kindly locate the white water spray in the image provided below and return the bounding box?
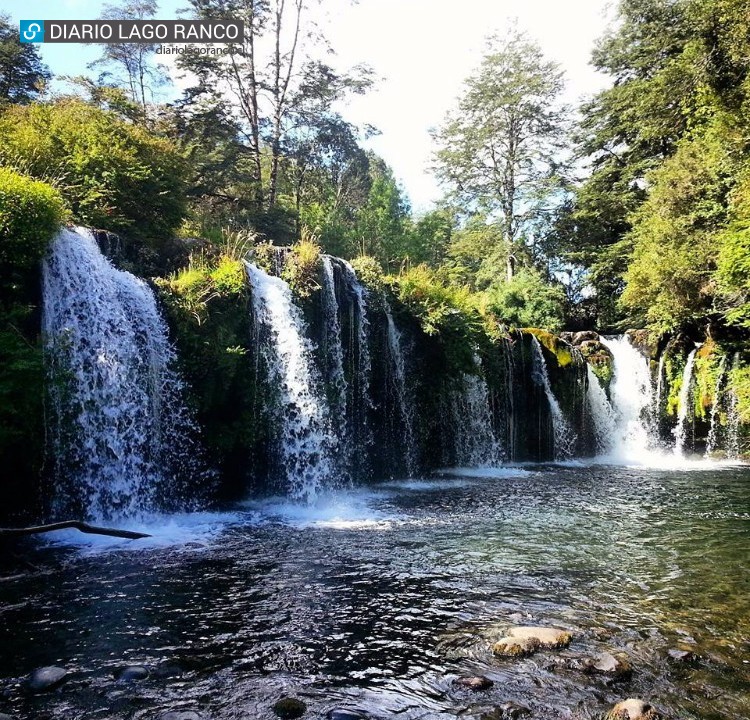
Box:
[43,228,200,520]
[531,337,577,459]
[705,356,726,457]
[246,262,336,501]
[585,365,616,454]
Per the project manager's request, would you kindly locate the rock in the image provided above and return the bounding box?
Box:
[116,665,149,681]
[481,702,531,719]
[584,651,632,679]
[508,626,572,649]
[560,332,574,343]
[327,710,368,720]
[605,699,660,720]
[273,697,306,719]
[492,636,540,657]
[572,330,600,345]
[667,648,696,663]
[26,666,68,693]
[159,712,203,720]
[453,675,494,691]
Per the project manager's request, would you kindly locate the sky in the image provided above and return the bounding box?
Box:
[4,0,615,211]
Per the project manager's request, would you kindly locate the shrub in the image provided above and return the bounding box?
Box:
[0,99,187,240]
[282,232,322,299]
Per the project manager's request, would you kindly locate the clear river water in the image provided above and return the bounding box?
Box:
[1,462,748,720]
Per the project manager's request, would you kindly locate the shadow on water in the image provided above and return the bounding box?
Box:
[0,464,749,720]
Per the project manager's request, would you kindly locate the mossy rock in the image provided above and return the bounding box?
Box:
[578,340,614,390]
[521,328,574,368]
[625,329,660,360]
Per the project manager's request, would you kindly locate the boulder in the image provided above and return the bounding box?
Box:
[492,636,540,658]
[116,665,149,681]
[481,702,531,719]
[26,666,68,693]
[572,331,600,345]
[508,626,572,649]
[453,675,494,691]
[273,697,306,719]
[605,699,660,720]
[583,652,632,679]
[667,648,696,663]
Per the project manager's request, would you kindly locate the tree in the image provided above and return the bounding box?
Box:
[89,0,167,112]
[0,15,50,104]
[180,0,372,215]
[433,29,569,280]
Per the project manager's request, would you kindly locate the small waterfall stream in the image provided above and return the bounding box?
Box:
[385,303,417,475]
[246,262,337,501]
[321,257,348,420]
[673,345,700,456]
[43,227,201,520]
[727,353,741,459]
[531,337,576,459]
[705,356,727,457]
[586,365,616,454]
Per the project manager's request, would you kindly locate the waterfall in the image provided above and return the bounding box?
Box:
[501,334,517,461]
[586,365,616,455]
[245,262,337,501]
[450,361,501,467]
[654,353,666,421]
[704,356,727,457]
[673,345,700,456]
[341,261,374,469]
[727,352,741,459]
[321,257,348,421]
[385,303,417,476]
[599,336,656,460]
[43,227,203,521]
[531,337,576,459]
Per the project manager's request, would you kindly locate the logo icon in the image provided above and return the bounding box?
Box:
[20,20,44,43]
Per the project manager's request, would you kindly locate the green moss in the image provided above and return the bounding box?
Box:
[729,361,750,425]
[522,327,573,367]
[281,236,322,300]
[693,338,723,421]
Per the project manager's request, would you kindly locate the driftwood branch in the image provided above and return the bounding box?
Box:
[0,521,151,540]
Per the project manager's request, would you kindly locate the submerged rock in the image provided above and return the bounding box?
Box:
[26,666,68,693]
[605,699,660,720]
[274,697,307,719]
[453,675,494,691]
[583,651,632,679]
[116,665,149,681]
[481,701,531,719]
[327,710,368,720]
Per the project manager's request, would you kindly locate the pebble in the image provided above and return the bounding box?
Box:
[605,698,660,720]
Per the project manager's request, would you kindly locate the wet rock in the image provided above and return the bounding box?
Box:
[492,636,540,657]
[584,651,632,679]
[159,712,203,720]
[667,648,696,663]
[26,666,68,693]
[453,675,494,691]
[481,702,531,719]
[572,330,600,345]
[327,710,368,720]
[116,665,149,681]
[273,697,306,719]
[508,626,572,649]
[605,699,660,720]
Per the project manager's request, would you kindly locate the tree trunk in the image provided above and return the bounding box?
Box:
[0,521,151,540]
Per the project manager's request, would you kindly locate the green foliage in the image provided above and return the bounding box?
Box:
[350,255,386,295]
[0,15,50,104]
[483,269,566,332]
[282,233,322,300]
[693,338,723,421]
[0,99,187,240]
[0,167,65,287]
[729,361,750,425]
[522,327,573,367]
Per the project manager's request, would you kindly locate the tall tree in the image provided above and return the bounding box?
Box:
[0,15,50,104]
[181,0,372,215]
[432,29,569,280]
[89,0,167,112]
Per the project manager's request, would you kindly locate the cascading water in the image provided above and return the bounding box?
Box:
[43,227,203,521]
[245,262,337,501]
[654,353,666,422]
[385,303,417,476]
[501,335,518,461]
[727,353,741,459]
[673,345,700,456]
[599,336,656,461]
[450,361,502,467]
[585,365,616,454]
[341,261,374,469]
[321,257,348,422]
[531,337,576,459]
[705,356,727,457]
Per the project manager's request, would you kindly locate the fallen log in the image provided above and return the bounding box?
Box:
[0,521,151,540]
